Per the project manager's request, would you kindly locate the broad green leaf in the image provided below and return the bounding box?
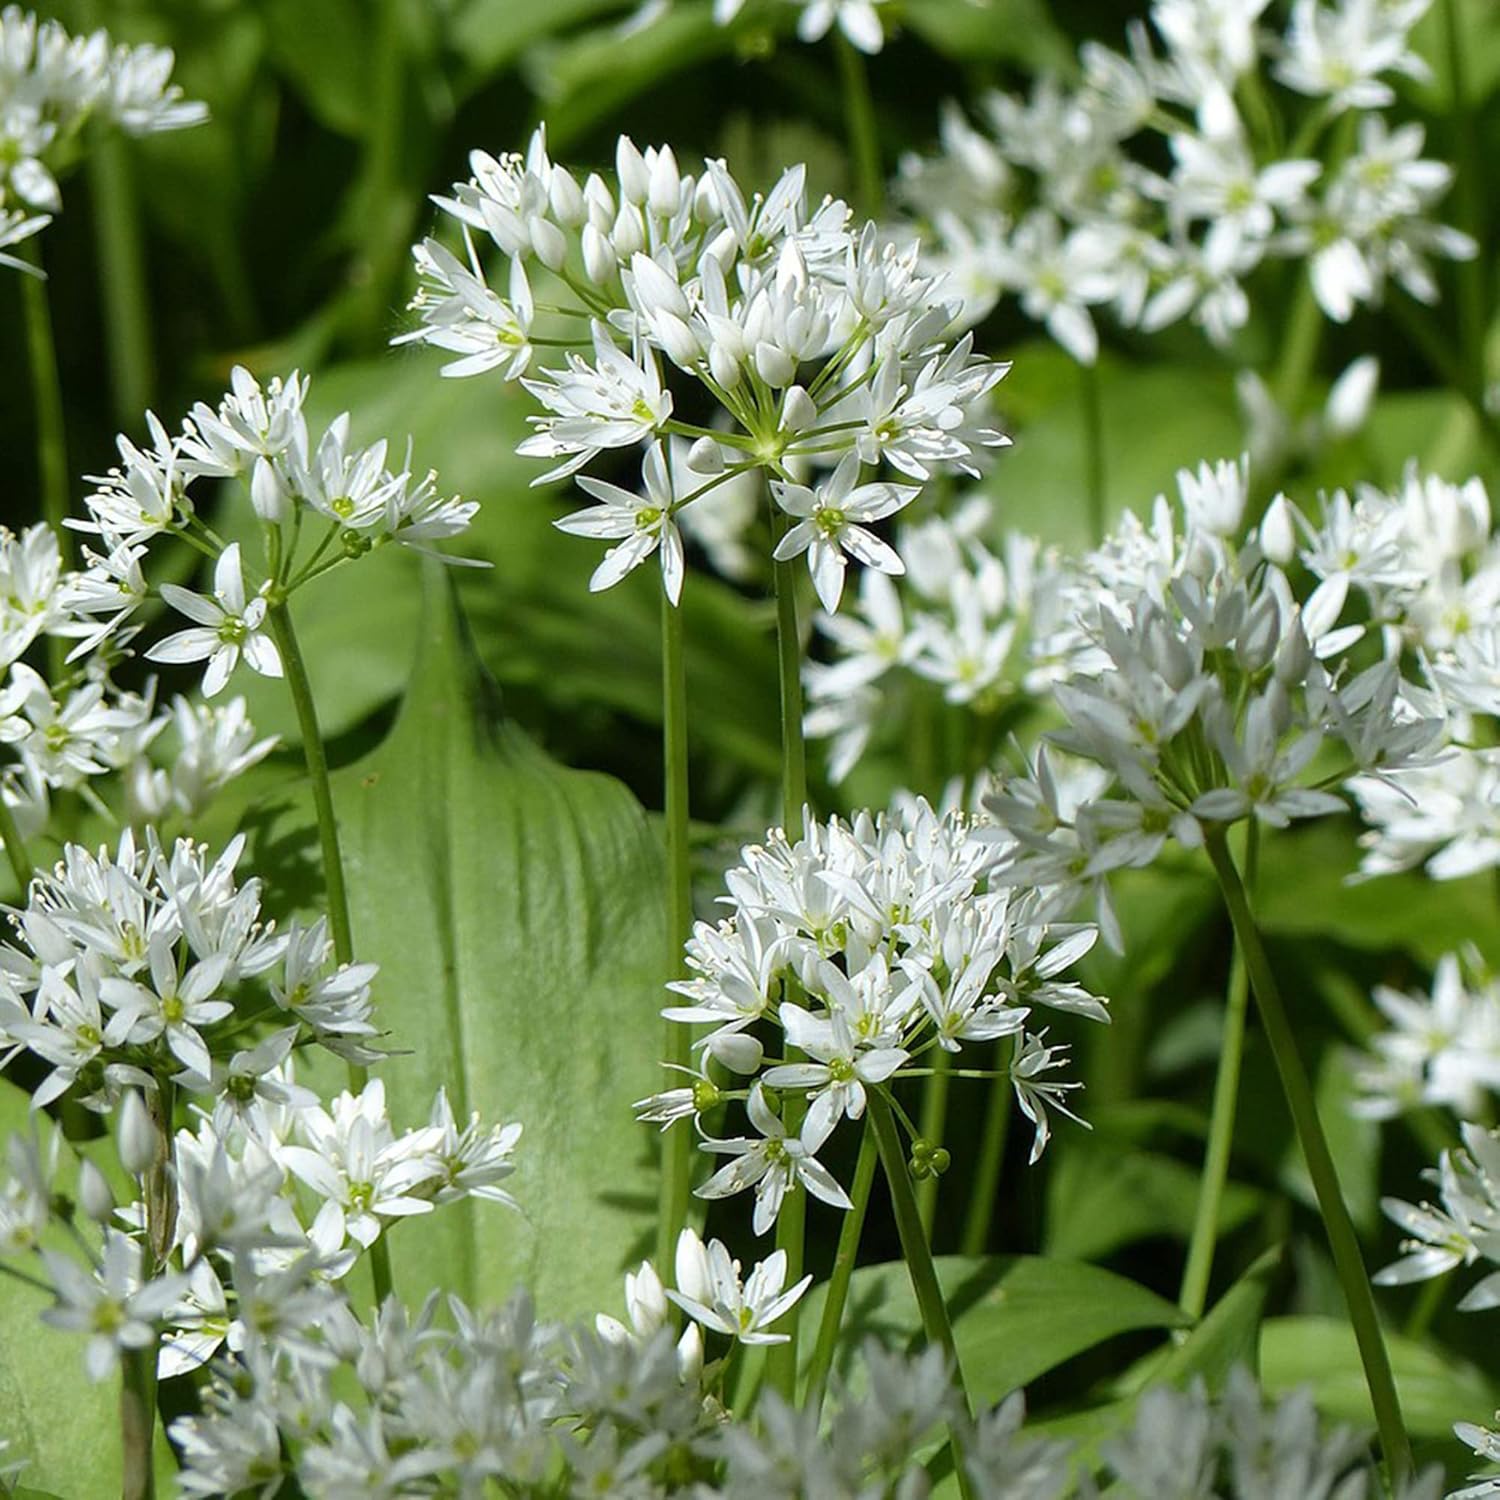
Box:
[1253,820,1500,967]
[1045,1141,1265,1262]
[259,0,371,138]
[799,1254,1188,1405]
[1260,1315,1499,1439]
[330,566,666,1317]
[0,1080,123,1499]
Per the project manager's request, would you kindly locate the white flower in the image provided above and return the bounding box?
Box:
[553,440,685,603]
[771,452,915,612]
[147,543,282,697]
[696,1081,853,1234]
[667,1227,812,1344]
[762,1000,908,1149]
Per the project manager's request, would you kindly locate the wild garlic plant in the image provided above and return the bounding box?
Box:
[0,3,205,270]
[897,0,1471,362]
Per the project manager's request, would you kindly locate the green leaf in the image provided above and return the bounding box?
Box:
[1260,1315,1499,1439]
[1253,820,1500,967]
[1045,1140,1265,1262]
[330,566,667,1317]
[0,1080,123,1499]
[799,1254,1188,1405]
[259,0,372,138]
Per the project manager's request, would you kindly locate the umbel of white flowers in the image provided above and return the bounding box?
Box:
[398,127,1010,611]
[897,0,1472,362]
[637,796,1108,1234]
[0,5,207,271]
[983,454,1441,942]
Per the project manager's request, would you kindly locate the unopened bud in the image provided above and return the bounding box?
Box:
[118,1090,155,1177]
[250,456,288,524]
[781,385,817,434]
[686,437,726,476]
[1259,493,1297,565]
[77,1159,115,1225]
[706,1031,763,1075]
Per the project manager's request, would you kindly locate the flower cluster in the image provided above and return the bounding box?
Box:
[805,496,1067,780]
[0,828,522,1389]
[1352,949,1500,1122]
[0,5,206,268]
[896,0,1471,359]
[1261,466,1500,881]
[400,129,1009,608]
[70,366,477,703]
[639,797,1107,1232]
[982,455,1440,929]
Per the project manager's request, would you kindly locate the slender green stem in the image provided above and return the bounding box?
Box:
[119,1346,155,1500]
[770,511,809,840]
[959,1037,1013,1258]
[1180,824,1258,1320]
[0,1261,52,1294]
[915,1047,951,1238]
[1204,830,1411,1485]
[1080,359,1107,546]
[267,600,393,1306]
[804,1117,878,1415]
[657,592,694,1270]
[1402,1272,1447,1342]
[834,32,883,218]
[87,136,155,422]
[868,1090,976,1500]
[0,784,33,895]
[20,241,71,683]
[766,512,810,1399]
[1271,273,1324,418]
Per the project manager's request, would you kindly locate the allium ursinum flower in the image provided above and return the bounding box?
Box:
[985,455,1441,902]
[1268,466,1500,880]
[38,1227,188,1381]
[648,798,1107,1228]
[123,693,278,824]
[666,1226,812,1345]
[0,6,205,265]
[0,828,380,1112]
[895,0,1468,360]
[1351,949,1500,1122]
[596,1245,704,1377]
[401,127,1009,606]
[68,367,478,698]
[805,496,1067,781]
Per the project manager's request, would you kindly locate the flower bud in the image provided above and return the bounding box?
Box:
[250,456,288,524]
[548,167,584,227]
[583,172,615,231]
[709,342,743,391]
[77,1159,115,1225]
[754,341,796,389]
[118,1090,156,1177]
[581,223,615,287]
[647,145,682,217]
[780,385,817,434]
[611,202,645,260]
[706,1031,763,1074]
[616,136,649,204]
[686,437,726,476]
[528,215,567,273]
[1259,493,1297,564]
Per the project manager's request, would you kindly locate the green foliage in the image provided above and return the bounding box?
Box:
[326,564,668,1316]
[798,1254,1189,1407]
[0,1080,122,1499]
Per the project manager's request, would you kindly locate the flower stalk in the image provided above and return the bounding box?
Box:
[657,590,694,1269]
[868,1088,977,1500]
[1203,828,1411,1485]
[804,1116,878,1414]
[1179,823,1258,1319]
